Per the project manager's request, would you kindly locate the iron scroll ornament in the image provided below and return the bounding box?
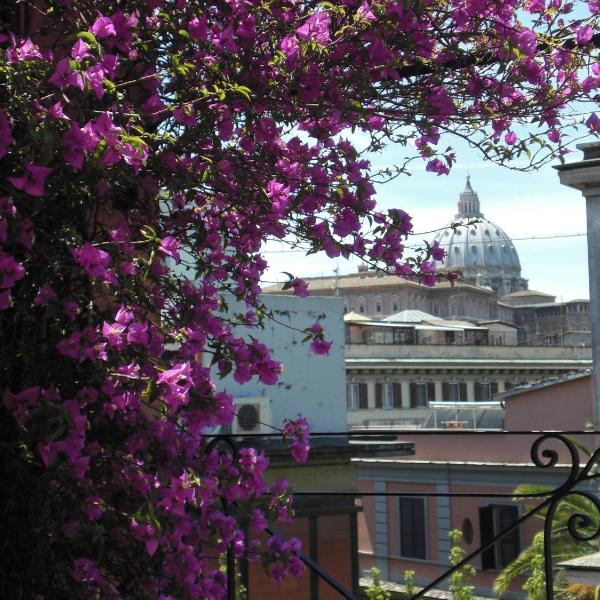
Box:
[411,433,600,600]
[531,433,600,600]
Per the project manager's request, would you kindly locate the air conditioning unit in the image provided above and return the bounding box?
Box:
[231,397,273,436]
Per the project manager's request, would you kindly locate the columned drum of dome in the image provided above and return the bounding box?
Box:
[432,178,528,297]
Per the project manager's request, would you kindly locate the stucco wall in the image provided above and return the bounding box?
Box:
[355,461,570,599]
[505,373,595,431]
[219,294,347,432]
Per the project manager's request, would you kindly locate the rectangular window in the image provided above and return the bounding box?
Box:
[442,382,466,401]
[480,505,520,569]
[347,384,367,410]
[449,383,460,401]
[475,382,491,401]
[410,383,434,408]
[475,382,498,400]
[375,383,402,409]
[384,382,399,408]
[383,383,394,408]
[399,498,427,559]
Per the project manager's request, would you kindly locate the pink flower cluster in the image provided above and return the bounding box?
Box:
[307,321,333,356]
[283,415,311,464]
[1,1,599,597]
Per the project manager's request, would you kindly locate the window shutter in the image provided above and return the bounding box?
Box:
[474,383,483,401]
[393,383,402,408]
[497,506,520,567]
[400,498,426,559]
[409,383,417,408]
[375,383,383,409]
[427,383,435,403]
[479,506,496,570]
[459,383,467,401]
[359,383,368,409]
[413,498,426,559]
[442,382,450,401]
[491,382,499,395]
[346,385,352,409]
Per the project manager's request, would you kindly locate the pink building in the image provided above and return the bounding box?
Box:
[355,373,595,598]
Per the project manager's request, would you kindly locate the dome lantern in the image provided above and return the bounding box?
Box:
[456,175,483,218]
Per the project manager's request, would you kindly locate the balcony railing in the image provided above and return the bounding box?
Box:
[213,429,600,599]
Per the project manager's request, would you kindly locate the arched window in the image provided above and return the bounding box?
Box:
[356,296,366,314]
[373,296,383,315]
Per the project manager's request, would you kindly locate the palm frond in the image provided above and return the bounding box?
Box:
[492,544,538,595]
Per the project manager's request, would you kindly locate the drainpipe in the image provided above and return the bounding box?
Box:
[554,142,600,426]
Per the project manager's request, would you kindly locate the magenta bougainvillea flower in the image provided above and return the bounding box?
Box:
[1,1,599,597]
[8,163,53,197]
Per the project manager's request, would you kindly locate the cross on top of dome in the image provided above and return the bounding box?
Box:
[456,175,483,218]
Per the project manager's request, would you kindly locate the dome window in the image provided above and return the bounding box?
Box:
[471,245,477,252]
[484,229,490,236]
[454,246,460,253]
[470,228,477,234]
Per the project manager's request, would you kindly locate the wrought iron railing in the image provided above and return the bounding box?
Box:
[213,430,600,600]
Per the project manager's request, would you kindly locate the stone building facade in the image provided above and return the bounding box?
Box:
[345,327,592,429]
[263,179,591,347]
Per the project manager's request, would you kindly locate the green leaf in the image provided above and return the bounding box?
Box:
[234,85,252,100]
[77,31,98,45]
[121,134,148,150]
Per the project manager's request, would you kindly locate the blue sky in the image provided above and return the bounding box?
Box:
[263,135,592,301]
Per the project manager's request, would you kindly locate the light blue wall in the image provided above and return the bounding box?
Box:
[218,294,347,433]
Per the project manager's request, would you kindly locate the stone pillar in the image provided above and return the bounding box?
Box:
[466,380,475,402]
[401,381,411,408]
[435,380,444,402]
[497,380,506,393]
[555,143,600,426]
[367,380,376,409]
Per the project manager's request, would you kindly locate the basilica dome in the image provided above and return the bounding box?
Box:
[432,178,528,296]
